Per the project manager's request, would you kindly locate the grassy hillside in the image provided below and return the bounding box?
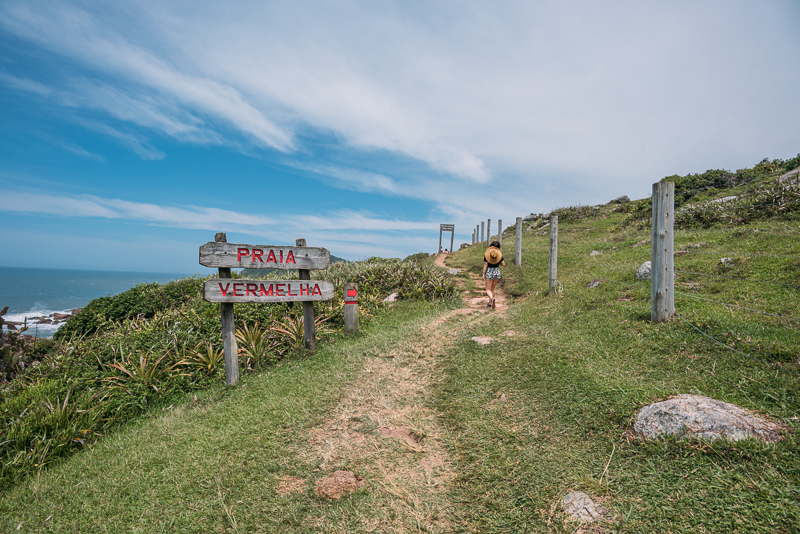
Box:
[1,155,798,532]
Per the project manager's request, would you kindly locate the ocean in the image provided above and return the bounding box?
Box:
[0,267,192,338]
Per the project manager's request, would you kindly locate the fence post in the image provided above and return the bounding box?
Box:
[296,238,316,350]
[549,215,559,295]
[438,227,443,253]
[651,181,675,322]
[481,221,484,243]
[487,219,491,242]
[515,217,522,265]
[450,227,455,253]
[215,232,239,386]
[344,282,358,334]
[498,219,503,248]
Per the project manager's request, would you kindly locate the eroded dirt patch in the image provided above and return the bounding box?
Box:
[314,470,367,500]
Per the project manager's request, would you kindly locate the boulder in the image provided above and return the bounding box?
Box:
[634,394,783,442]
[611,195,630,204]
[522,213,538,222]
[635,261,651,281]
[779,167,800,183]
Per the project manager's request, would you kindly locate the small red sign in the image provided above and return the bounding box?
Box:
[345,287,358,305]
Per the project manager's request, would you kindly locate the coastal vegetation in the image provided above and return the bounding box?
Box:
[0,154,798,532]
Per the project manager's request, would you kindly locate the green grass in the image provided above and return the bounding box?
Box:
[434,205,799,533]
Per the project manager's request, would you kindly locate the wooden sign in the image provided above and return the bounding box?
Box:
[203,279,334,303]
[199,242,330,270]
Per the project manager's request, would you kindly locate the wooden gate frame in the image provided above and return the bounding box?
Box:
[439,224,455,253]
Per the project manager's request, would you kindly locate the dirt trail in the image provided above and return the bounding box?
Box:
[295,254,506,532]
[434,252,507,311]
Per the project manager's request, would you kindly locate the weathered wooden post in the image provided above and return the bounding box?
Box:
[472,230,475,245]
[344,282,358,334]
[651,181,675,322]
[481,221,484,243]
[549,215,559,295]
[215,233,239,386]
[487,219,492,242]
[515,217,522,265]
[498,219,503,248]
[296,238,316,350]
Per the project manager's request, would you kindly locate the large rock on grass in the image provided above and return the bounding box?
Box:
[635,261,651,281]
[635,394,783,443]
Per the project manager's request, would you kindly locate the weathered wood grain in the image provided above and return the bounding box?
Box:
[651,181,675,322]
[203,279,335,303]
[199,242,330,270]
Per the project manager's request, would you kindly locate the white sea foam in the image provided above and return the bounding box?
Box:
[2,309,74,338]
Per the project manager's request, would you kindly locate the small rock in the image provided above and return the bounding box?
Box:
[611,195,630,204]
[497,393,507,403]
[500,330,516,336]
[561,491,607,523]
[634,394,784,443]
[448,269,459,275]
[635,261,651,281]
[633,239,649,247]
[471,336,493,345]
[590,250,600,256]
[383,292,398,303]
[720,257,734,267]
[586,280,603,289]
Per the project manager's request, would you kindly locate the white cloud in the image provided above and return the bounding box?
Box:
[1,0,799,218]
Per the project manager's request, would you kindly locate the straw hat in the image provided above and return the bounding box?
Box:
[485,247,503,263]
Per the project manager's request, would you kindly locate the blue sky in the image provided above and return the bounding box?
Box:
[1,0,798,273]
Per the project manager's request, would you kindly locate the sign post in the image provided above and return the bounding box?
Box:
[344,282,358,334]
[200,235,333,385]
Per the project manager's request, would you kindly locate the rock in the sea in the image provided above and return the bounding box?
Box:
[561,491,607,523]
[635,261,651,281]
[634,394,783,443]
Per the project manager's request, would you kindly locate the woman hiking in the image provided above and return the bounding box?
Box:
[482,241,505,309]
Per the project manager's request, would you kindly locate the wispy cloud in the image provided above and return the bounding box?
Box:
[0,191,436,236]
